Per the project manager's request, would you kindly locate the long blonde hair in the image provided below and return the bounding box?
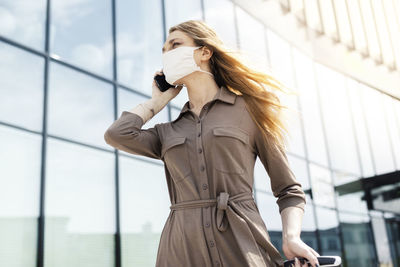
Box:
[169,20,296,153]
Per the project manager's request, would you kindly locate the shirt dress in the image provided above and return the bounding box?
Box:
[104,85,307,267]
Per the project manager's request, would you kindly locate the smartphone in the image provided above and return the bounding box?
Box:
[154,73,176,92]
[283,256,342,267]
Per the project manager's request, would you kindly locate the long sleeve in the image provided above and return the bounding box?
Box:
[104,111,162,160]
[254,130,306,214]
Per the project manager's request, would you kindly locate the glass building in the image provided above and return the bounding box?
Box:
[0,0,399,266]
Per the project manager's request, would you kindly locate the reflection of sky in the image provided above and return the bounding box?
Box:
[50,0,113,78]
[117,0,164,97]
[236,6,268,73]
[293,48,329,167]
[309,163,336,209]
[119,157,170,233]
[203,0,238,50]
[0,126,42,217]
[315,63,359,174]
[0,0,46,50]
[45,138,116,233]
[47,62,114,150]
[0,43,44,132]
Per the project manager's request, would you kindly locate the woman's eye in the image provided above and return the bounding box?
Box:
[173,42,180,47]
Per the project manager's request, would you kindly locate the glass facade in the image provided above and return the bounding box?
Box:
[0,0,399,267]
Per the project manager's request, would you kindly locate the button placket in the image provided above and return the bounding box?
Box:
[196,110,222,266]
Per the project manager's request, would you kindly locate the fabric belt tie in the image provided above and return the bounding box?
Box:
[169,191,284,267]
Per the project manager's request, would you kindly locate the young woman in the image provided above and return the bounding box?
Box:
[104,20,320,267]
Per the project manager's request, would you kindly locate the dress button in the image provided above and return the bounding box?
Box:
[205,222,210,227]
[202,183,208,190]
[209,240,215,247]
[198,148,202,153]
[197,120,201,123]
[200,165,205,171]
[198,133,201,137]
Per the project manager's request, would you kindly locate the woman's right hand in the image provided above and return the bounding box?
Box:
[151,69,183,106]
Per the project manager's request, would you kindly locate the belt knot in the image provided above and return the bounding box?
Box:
[217,192,229,211]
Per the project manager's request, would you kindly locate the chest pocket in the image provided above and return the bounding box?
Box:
[212,126,250,174]
[161,137,192,183]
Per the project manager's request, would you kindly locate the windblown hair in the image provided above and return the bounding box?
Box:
[169,20,298,153]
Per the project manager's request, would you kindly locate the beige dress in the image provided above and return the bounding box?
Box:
[104,85,307,267]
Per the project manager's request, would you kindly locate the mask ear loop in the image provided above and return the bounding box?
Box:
[194,46,214,77]
[177,46,214,88]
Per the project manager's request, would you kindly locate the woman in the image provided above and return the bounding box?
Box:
[104,20,320,267]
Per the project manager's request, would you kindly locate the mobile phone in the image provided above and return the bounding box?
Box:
[154,73,176,92]
[283,256,342,267]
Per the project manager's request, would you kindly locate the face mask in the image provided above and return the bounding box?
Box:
[162,45,214,86]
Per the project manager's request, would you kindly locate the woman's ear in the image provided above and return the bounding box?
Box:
[201,46,213,60]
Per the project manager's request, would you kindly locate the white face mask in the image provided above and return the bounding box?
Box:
[162,45,214,86]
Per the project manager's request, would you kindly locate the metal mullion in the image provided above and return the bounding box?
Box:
[110,0,121,266]
[37,0,51,266]
[161,0,171,122]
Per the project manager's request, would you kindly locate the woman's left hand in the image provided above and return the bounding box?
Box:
[282,236,320,267]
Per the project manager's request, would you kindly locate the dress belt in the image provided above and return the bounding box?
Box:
[169,191,284,267]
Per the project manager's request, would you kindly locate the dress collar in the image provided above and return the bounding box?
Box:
[179,85,236,113]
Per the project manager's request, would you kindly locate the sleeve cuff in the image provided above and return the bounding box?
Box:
[278,197,306,214]
[121,111,145,128]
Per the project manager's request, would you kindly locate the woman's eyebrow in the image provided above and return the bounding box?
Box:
[162,38,182,52]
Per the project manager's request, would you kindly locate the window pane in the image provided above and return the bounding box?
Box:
[47,62,114,149]
[339,212,377,266]
[50,0,113,78]
[266,28,294,90]
[370,212,394,266]
[204,0,237,49]
[315,207,342,256]
[0,0,47,51]
[164,0,202,32]
[382,95,400,169]
[0,126,42,267]
[316,64,359,175]
[119,157,170,267]
[44,138,115,267]
[347,79,374,177]
[0,42,44,132]
[116,0,164,96]
[309,163,335,208]
[334,172,368,214]
[236,6,268,72]
[361,84,395,174]
[293,52,328,166]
